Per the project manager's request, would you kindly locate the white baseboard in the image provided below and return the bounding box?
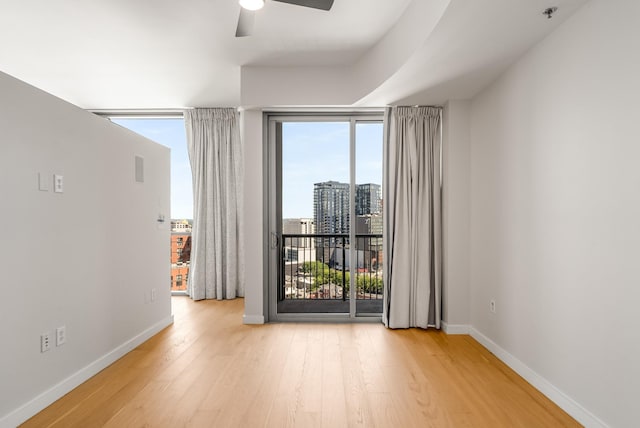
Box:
[1,315,174,428]
[470,327,609,428]
[243,314,265,324]
[441,321,470,334]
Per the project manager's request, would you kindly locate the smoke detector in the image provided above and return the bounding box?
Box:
[543,7,558,19]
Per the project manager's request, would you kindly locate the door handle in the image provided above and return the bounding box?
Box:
[271,232,279,249]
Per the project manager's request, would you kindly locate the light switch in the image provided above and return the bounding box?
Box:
[38,173,49,191]
[54,174,64,193]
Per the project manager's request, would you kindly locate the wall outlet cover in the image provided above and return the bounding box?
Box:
[56,326,66,346]
[41,332,52,353]
[54,174,64,193]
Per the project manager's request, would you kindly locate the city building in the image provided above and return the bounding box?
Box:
[170,265,189,292]
[355,213,383,235]
[313,181,350,235]
[282,217,315,264]
[282,218,315,245]
[313,182,381,235]
[355,183,381,215]
[171,219,192,233]
[170,230,191,292]
[282,217,314,235]
[170,219,192,292]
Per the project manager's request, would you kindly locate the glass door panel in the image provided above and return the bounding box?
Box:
[354,122,384,315]
[279,121,350,314]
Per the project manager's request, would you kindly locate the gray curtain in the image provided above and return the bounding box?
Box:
[383,106,442,329]
[184,108,244,300]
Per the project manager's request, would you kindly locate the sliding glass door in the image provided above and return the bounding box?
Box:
[266,113,384,320]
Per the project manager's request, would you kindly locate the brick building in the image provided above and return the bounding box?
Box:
[170,220,192,292]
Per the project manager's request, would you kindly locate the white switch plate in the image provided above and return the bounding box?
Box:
[56,326,66,346]
[38,173,49,191]
[54,174,64,193]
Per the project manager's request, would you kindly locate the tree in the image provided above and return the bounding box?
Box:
[356,274,383,295]
[299,261,330,287]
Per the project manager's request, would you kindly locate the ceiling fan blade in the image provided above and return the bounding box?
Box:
[235,8,255,37]
[272,0,334,11]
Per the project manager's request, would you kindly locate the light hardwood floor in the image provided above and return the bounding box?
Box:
[23,297,580,427]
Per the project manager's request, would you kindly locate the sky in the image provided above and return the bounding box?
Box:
[110,119,383,221]
[111,118,194,220]
[282,121,383,219]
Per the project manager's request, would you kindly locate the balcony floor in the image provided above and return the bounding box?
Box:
[278,299,383,314]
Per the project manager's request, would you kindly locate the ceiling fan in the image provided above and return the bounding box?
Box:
[236,0,335,37]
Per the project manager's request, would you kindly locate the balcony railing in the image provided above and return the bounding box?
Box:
[281,234,383,301]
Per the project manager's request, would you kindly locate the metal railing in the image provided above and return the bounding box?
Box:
[281,234,383,301]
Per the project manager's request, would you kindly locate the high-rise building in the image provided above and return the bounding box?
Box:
[314,181,382,235]
[313,181,383,235]
[356,183,382,215]
[313,181,350,234]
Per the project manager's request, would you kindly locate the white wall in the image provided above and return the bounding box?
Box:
[241,66,354,107]
[241,109,266,323]
[468,1,640,426]
[0,72,172,426]
[442,100,471,330]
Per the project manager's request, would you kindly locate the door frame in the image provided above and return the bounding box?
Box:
[263,111,385,322]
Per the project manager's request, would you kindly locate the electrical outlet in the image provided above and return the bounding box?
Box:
[41,332,52,353]
[56,326,66,346]
[490,299,496,314]
[151,288,157,302]
[53,174,64,193]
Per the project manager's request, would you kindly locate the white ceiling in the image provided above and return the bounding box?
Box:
[0,0,589,109]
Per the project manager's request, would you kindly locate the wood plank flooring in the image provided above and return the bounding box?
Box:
[22,297,580,427]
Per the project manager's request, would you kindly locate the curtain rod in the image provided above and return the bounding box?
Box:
[388,105,443,109]
[90,109,185,118]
